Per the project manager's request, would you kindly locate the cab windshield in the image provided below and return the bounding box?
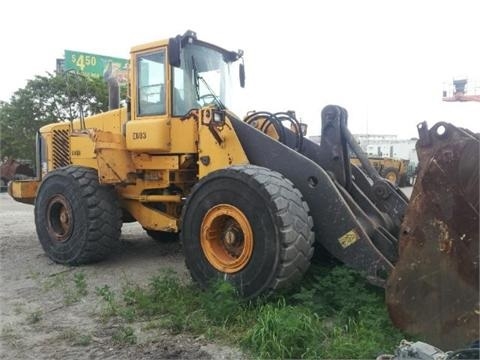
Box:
[172,43,237,116]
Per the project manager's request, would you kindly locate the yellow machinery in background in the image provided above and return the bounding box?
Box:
[350,156,411,186]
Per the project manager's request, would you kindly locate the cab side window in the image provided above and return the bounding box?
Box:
[137,50,166,116]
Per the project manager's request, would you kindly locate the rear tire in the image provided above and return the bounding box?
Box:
[398,173,410,187]
[34,166,122,265]
[180,165,314,298]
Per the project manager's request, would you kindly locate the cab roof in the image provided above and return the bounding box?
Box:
[130,39,169,54]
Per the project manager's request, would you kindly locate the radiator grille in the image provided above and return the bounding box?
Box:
[52,129,70,169]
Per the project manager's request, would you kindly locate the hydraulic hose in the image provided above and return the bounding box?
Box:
[244,111,304,151]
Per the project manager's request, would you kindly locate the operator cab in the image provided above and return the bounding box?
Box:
[131,30,245,120]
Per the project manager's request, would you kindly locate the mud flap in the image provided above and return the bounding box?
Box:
[386,122,479,349]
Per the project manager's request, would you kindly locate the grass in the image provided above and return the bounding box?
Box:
[244,300,324,359]
[57,328,92,346]
[95,265,405,359]
[112,326,137,345]
[42,271,89,305]
[73,272,88,296]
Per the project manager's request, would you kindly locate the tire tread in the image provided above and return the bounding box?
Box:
[35,166,121,265]
[182,164,314,295]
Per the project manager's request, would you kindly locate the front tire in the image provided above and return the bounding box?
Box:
[34,166,122,265]
[381,167,400,186]
[180,165,314,298]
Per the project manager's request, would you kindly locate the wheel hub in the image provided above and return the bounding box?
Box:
[386,172,397,183]
[46,194,73,242]
[201,204,253,273]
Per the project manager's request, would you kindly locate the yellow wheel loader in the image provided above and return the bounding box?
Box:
[350,156,411,186]
[8,31,478,349]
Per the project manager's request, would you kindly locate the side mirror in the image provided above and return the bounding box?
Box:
[239,63,245,88]
[168,36,181,67]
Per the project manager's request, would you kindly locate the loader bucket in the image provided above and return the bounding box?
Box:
[386,122,479,349]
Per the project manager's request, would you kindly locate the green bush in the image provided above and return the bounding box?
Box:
[95,266,404,359]
[244,299,323,359]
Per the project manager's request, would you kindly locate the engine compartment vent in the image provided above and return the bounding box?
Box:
[52,129,71,169]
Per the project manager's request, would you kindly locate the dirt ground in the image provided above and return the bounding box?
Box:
[0,193,245,359]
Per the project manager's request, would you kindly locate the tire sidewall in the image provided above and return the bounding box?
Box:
[35,170,89,264]
[182,175,281,298]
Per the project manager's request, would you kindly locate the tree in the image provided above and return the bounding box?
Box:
[0,72,108,162]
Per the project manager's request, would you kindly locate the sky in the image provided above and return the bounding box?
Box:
[1,0,479,138]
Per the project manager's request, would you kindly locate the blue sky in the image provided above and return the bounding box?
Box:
[2,0,479,138]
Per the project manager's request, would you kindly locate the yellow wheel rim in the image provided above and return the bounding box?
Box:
[200,204,253,273]
[385,172,397,184]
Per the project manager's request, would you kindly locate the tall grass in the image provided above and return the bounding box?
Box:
[95,265,404,359]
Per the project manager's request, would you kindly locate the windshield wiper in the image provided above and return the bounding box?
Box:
[191,56,225,110]
[191,56,201,100]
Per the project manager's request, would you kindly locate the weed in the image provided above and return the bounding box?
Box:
[74,334,92,346]
[42,271,88,305]
[57,328,77,342]
[73,272,88,296]
[142,320,162,331]
[26,310,42,324]
[112,326,136,345]
[64,271,89,305]
[96,284,115,303]
[119,307,136,323]
[94,265,404,359]
[198,280,241,326]
[42,273,66,292]
[291,265,404,358]
[244,299,324,359]
[57,328,92,346]
[26,269,40,280]
[95,285,118,317]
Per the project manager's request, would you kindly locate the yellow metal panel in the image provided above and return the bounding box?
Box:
[130,39,168,53]
[40,122,70,133]
[8,180,39,205]
[70,131,97,169]
[126,117,171,152]
[71,158,98,169]
[94,131,136,184]
[198,114,249,178]
[71,108,126,133]
[70,130,136,184]
[170,117,198,153]
[122,199,178,232]
[132,154,179,170]
[70,133,96,163]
